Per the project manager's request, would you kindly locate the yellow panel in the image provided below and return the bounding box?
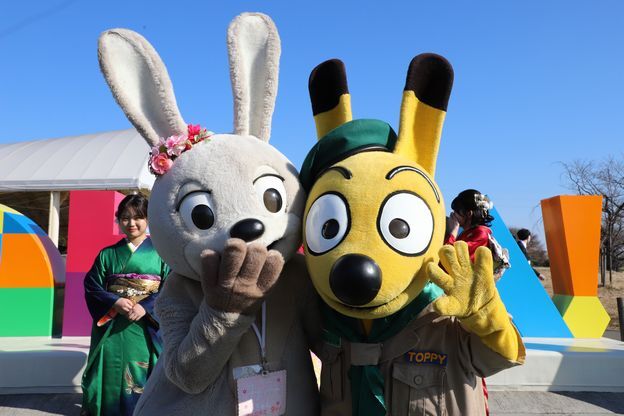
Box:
[554,295,610,338]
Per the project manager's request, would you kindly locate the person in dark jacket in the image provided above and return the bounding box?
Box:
[516,229,545,281]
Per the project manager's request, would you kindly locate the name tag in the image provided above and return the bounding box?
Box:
[233,364,264,380]
[237,369,287,416]
[405,350,447,366]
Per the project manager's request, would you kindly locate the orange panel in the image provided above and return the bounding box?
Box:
[0,234,53,288]
[541,197,572,295]
[541,195,602,296]
[562,196,602,295]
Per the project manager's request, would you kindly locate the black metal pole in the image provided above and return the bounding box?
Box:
[617,297,624,342]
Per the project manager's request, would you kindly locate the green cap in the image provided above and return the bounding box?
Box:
[300,119,397,192]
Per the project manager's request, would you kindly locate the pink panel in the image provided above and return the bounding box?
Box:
[62,190,125,336]
[62,271,92,336]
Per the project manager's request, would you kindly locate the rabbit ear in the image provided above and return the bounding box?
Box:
[227,13,281,143]
[98,28,187,148]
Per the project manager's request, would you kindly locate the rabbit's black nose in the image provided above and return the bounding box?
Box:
[230,219,265,242]
[329,254,382,306]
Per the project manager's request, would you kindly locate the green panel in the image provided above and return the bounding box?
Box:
[552,294,574,316]
[0,288,54,336]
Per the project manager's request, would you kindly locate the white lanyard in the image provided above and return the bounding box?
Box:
[250,302,267,369]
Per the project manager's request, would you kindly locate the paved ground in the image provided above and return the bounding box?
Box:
[0,394,80,416]
[1,392,624,415]
[490,391,624,415]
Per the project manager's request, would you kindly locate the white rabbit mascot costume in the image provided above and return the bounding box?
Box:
[98,13,320,416]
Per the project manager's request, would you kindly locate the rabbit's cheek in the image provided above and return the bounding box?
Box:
[268,212,302,261]
[259,208,293,238]
[182,242,205,280]
[181,234,223,280]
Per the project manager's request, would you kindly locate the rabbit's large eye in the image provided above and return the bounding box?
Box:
[305,193,350,255]
[253,174,286,214]
[377,191,433,256]
[178,191,215,231]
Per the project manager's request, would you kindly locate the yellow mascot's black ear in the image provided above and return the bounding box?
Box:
[395,54,453,176]
[309,59,353,139]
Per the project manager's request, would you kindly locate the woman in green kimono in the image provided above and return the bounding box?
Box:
[81,194,170,416]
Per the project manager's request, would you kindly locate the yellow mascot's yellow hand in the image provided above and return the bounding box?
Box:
[426,241,523,362]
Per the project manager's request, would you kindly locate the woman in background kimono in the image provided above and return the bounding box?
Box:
[81,194,169,416]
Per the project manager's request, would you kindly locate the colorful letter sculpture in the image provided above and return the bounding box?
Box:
[489,205,572,337]
[0,204,64,336]
[62,190,125,336]
[541,195,610,338]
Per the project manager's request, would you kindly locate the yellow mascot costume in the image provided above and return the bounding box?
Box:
[300,54,525,416]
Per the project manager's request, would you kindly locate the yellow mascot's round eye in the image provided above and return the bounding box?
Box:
[305,193,350,255]
[378,192,433,255]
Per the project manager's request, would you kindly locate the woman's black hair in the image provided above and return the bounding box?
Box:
[451,189,494,227]
[116,193,148,220]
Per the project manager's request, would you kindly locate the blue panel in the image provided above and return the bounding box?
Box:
[3,212,46,235]
[27,220,47,236]
[489,206,572,337]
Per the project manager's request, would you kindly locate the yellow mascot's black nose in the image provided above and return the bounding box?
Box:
[330,254,382,306]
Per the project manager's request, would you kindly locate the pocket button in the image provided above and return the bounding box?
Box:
[413,375,423,385]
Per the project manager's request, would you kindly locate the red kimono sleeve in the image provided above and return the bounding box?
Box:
[445,226,491,262]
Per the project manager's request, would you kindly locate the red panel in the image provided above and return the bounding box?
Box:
[62,190,125,335]
[65,191,124,273]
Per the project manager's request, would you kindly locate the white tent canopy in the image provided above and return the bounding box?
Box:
[0,129,154,191]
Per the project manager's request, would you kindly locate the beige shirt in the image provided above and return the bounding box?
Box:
[318,305,524,416]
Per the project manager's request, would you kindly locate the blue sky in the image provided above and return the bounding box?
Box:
[1,1,623,242]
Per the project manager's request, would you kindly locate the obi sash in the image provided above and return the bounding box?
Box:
[97,273,162,327]
[106,273,162,303]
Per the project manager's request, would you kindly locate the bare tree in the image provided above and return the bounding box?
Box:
[561,156,624,285]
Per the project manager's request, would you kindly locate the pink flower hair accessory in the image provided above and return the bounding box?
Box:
[149,124,214,176]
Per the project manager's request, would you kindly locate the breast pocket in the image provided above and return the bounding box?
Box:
[391,363,446,416]
[319,342,344,402]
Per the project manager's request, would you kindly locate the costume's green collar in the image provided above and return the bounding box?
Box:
[300,119,397,192]
[321,282,443,416]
